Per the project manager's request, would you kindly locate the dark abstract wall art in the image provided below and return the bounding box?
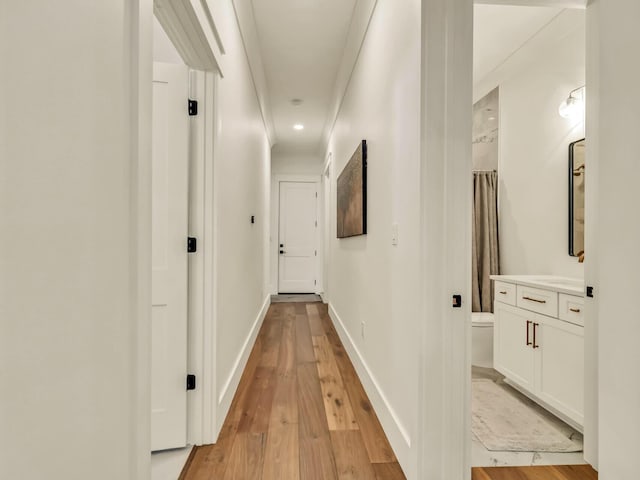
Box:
[337,140,367,238]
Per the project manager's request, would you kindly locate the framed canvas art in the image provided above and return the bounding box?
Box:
[337,140,367,238]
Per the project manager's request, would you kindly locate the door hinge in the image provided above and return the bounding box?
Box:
[186,374,196,391]
[314,280,317,286]
[452,294,462,308]
[316,192,318,198]
[187,237,197,253]
[315,220,318,227]
[188,99,198,116]
[315,250,317,256]
[586,286,594,298]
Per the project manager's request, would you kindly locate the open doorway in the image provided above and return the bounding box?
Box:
[150,8,220,478]
[470,4,590,469]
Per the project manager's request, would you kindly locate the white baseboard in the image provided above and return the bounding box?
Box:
[328,303,412,470]
[215,295,271,435]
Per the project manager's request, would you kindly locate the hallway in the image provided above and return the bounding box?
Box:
[180,302,405,479]
[7,1,640,479]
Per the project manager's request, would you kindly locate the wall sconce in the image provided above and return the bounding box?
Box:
[559,86,586,120]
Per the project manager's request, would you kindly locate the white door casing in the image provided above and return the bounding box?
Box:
[151,62,189,452]
[418,0,472,478]
[278,181,318,293]
[323,159,332,300]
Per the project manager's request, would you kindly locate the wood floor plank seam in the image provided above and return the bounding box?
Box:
[318,309,398,463]
[311,334,359,432]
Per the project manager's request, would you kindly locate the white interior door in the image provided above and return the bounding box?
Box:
[151,62,189,451]
[278,181,318,293]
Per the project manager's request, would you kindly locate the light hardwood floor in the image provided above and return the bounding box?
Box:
[472,465,598,480]
[179,301,597,480]
[180,302,404,480]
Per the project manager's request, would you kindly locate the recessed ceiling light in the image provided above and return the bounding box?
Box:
[293,124,304,131]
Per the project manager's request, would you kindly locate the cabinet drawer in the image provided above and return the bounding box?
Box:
[494,281,516,306]
[558,294,585,326]
[516,285,558,317]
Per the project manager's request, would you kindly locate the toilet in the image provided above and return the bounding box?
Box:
[472,312,494,368]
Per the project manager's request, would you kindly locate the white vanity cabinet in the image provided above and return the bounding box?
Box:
[494,302,535,391]
[535,317,584,426]
[491,275,585,430]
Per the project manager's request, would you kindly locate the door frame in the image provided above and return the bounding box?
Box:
[271,174,323,295]
[417,0,473,478]
[131,3,153,477]
[186,69,218,446]
[153,1,223,448]
[321,155,332,303]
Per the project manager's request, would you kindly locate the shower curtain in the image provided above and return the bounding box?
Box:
[472,171,500,313]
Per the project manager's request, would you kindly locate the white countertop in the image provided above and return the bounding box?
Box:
[490,275,585,297]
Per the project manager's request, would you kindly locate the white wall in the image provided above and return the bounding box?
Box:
[589,1,640,478]
[324,0,421,476]
[271,149,323,175]
[474,9,586,279]
[0,2,151,480]
[473,87,499,172]
[212,0,272,433]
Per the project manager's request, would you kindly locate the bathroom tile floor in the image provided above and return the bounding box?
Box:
[471,366,587,468]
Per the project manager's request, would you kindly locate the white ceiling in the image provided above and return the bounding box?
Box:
[251,0,357,154]
[474,4,563,84]
[248,2,566,154]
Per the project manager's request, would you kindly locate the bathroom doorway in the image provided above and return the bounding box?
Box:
[470,4,588,469]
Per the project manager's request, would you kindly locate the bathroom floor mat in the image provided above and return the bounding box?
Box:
[472,379,583,453]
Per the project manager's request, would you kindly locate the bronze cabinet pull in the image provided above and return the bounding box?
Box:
[499,291,508,295]
[533,323,539,349]
[523,296,546,304]
[569,307,581,313]
[526,320,532,346]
